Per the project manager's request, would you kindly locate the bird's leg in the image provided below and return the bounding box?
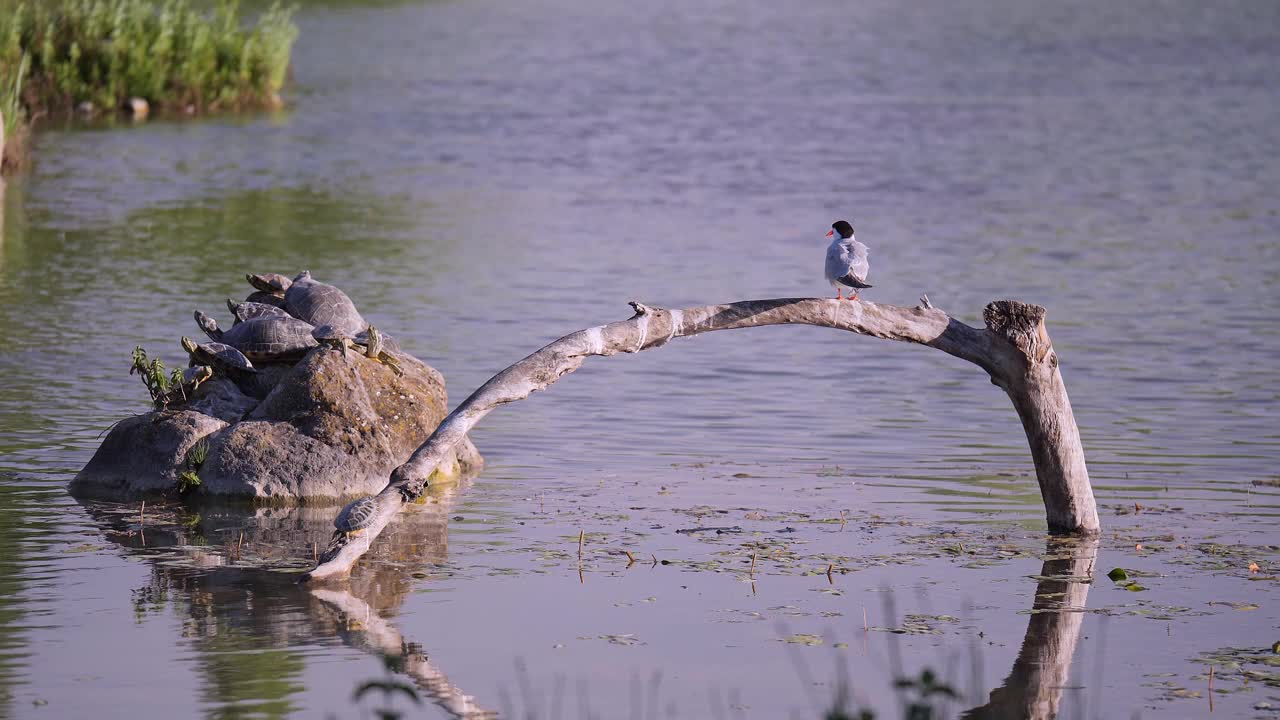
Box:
[836,287,844,301]
[849,291,859,301]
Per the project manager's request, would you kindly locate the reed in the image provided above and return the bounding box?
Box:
[0,50,28,170]
[0,0,298,168]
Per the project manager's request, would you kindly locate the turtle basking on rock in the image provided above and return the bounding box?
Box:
[313,324,404,376]
[227,299,291,325]
[155,365,215,408]
[181,336,255,377]
[194,311,318,362]
[244,291,287,309]
[246,272,293,296]
[244,272,294,308]
[284,271,368,336]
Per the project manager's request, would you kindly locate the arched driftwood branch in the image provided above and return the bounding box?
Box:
[303,297,1098,581]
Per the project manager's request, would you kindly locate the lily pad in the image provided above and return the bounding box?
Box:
[1208,601,1260,611]
[783,634,823,646]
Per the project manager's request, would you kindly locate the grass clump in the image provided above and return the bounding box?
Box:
[177,470,202,495]
[0,0,298,169]
[188,439,209,468]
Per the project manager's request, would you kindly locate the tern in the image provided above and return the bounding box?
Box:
[824,219,872,301]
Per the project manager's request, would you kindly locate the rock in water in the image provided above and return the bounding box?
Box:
[73,340,482,502]
[72,411,227,497]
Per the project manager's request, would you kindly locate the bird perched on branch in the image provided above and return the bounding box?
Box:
[824,219,872,301]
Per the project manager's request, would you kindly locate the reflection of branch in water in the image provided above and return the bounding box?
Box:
[964,537,1098,720]
[311,587,497,720]
[74,484,482,717]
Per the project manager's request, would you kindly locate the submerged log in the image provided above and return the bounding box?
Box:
[304,297,1098,581]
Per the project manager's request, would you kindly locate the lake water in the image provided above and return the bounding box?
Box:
[0,0,1277,717]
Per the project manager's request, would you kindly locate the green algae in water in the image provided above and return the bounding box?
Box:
[782,633,823,646]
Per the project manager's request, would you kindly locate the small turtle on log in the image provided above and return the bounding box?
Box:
[194,312,318,362]
[312,324,404,376]
[227,299,291,325]
[334,496,378,537]
[285,271,368,336]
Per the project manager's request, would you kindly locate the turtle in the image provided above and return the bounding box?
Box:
[311,323,359,357]
[355,326,402,354]
[312,323,403,376]
[156,365,214,408]
[246,272,293,296]
[244,291,287,309]
[227,298,291,325]
[179,336,284,400]
[181,336,256,376]
[334,495,379,537]
[360,325,403,376]
[194,311,318,362]
[284,270,368,336]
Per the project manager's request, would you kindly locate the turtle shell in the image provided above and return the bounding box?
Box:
[244,291,287,309]
[228,299,291,325]
[219,316,318,361]
[182,337,255,374]
[310,323,349,343]
[335,496,378,532]
[284,271,367,336]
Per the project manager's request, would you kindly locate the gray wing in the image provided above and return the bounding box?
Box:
[825,240,852,284]
[846,240,870,282]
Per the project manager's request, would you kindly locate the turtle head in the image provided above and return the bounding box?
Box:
[365,325,384,357]
[247,272,291,294]
[293,270,312,283]
[194,310,222,341]
[245,273,269,292]
[181,336,199,355]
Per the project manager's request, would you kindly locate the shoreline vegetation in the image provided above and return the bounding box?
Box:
[0,0,298,174]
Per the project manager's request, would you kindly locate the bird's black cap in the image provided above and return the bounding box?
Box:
[831,220,854,238]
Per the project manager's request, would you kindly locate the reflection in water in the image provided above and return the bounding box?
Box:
[78,482,495,720]
[0,480,65,716]
[965,538,1097,720]
[312,589,495,718]
[79,483,1100,720]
